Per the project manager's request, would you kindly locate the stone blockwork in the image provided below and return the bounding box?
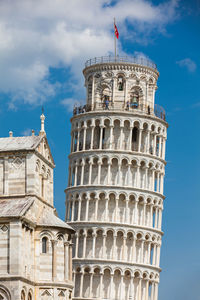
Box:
[0,116,74,300]
[66,56,168,300]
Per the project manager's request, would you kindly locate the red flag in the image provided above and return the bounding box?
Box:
[114,23,119,39]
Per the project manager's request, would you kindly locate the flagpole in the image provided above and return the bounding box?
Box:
[114,17,116,60]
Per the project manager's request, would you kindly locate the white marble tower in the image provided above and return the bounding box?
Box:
[65,56,168,300]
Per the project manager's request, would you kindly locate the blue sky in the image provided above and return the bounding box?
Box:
[0,0,200,299]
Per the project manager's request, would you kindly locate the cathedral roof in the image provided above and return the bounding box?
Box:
[0,135,43,152]
[37,209,74,231]
[0,197,34,217]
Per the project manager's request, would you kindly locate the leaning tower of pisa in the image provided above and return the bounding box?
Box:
[65,56,167,300]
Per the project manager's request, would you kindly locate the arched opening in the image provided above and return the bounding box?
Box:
[42,237,48,254]
[28,293,32,300]
[130,90,139,108]
[102,86,111,109]
[117,75,124,91]
[132,127,138,151]
[87,75,93,104]
[21,291,25,300]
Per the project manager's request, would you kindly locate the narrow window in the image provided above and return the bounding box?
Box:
[42,237,47,253]
[132,127,138,142]
[28,293,32,300]
[21,291,26,300]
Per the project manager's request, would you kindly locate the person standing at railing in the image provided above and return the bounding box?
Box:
[105,98,109,110]
[126,100,130,111]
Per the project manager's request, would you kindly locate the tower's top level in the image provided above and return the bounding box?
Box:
[84,55,157,70]
[73,55,165,121]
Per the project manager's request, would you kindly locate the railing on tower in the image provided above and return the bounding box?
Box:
[72,103,166,121]
[85,55,157,70]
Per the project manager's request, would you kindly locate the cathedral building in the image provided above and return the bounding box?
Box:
[0,114,74,300]
[66,56,168,300]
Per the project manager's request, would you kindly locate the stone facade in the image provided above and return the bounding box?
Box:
[0,116,74,300]
[66,56,168,300]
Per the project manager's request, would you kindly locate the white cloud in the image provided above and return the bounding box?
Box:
[176,58,197,72]
[21,128,32,136]
[61,98,82,112]
[0,0,179,107]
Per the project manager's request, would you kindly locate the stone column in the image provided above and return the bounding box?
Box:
[140,240,144,263]
[162,137,166,159]
[156,172,160,193]
[115,197,119,222]
[125,199,129,223]
[51,240,58,281]
[158,208,162,229]
[92,233,96,258]
[129,126,133,150]
[158,136,162,157]
[134,200,138,224]
[83,232,87,258]
[74,163,78,187]
[77,199,81,221]
[110,273,114,298]
[156,245,161,267]
[150,205,153,227]
[147,242,151,264]
[99,126,104,149]
[112,76,117,102]
[127,164,131,186]
[99,272,103,297]
[138,278,142,300]
[160,173,164,194]
[64,242,69,280]
[145,167,148,189]
[94,198,99,221]
[79,271,83,297]
[107,162,111,184]
[90,125,95,149]
[68,243,73,280]
[138,129,142,152]
[89,272,93,298]
[71,131,74,152]
[102,234,106,258]
[153,134,157,155]
[152,244,156,265]
[91,76,95,109]
[152,169,155,191]
[109,125,114,150]
[125,77,128,104]
[130,276,134,300]
[88,161,93,185]
[158,208,163,230]
[117,162,122,186]
[154,207,158,228]
[83,126,87,150]
[122,235,126,260]
[132,238,136,261]
[75,234,79,258]
[77,129,80,151]
[151,282,155,300]
[112,234,117,259]
[71,200,75,222]
[145,280,149,300]
[85,197,89,221]
[105,198,108,221]
[80,161,85,185]
[154,282,159,300]
[119,126,123,149]
[136,165,140,188]
[143,201,146,226]
[97,161,102,184]
[146,130,150,153]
